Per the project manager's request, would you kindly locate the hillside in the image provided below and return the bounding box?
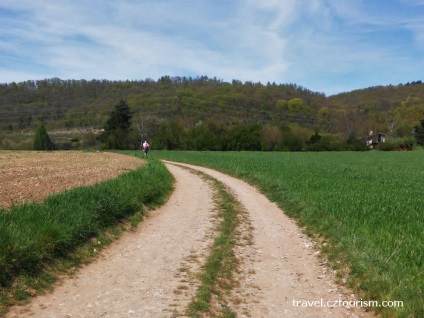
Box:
[328,81,424,139]
[0,76,325,128]
[0,77,423,151]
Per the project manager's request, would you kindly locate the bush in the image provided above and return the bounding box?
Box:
[345,133,369,151]
[306,133,343,151]
[16,139,33,150]
[282,135,303,151]
[378,137,414,151]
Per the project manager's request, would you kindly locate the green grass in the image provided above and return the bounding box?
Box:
[0,154,173,315]
[155,150,424,318]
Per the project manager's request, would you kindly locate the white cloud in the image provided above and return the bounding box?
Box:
[0,0,423,94]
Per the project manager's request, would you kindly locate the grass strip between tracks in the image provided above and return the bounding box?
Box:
[185,169,242,318]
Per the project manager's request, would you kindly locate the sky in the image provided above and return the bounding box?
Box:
[1,0,424,96]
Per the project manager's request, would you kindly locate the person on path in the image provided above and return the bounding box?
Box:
[142,140,150,157]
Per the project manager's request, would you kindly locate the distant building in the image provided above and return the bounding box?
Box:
[365,131,385,149]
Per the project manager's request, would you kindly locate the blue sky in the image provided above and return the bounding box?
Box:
[1,0,423,96]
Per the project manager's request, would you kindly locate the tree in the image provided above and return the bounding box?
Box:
[318,106,330,131]
[261,124,283,151]
[99,99,133,149]
[308,130,321,144]
[154,120,184,150]
[226,124,262,151]
[134,112,155,143]
[288,98,305,113]
[33,123,55,150]
[415,119,424,146]
[275,99,288,111]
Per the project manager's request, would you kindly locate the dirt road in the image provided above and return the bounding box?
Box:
[6,161,371,318]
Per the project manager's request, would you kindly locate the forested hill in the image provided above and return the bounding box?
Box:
[328,80,424,112]
[327,81,424,138]
[0,76,325,130]
[0,76,423,151]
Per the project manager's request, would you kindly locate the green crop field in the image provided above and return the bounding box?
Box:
[154,150,424,318]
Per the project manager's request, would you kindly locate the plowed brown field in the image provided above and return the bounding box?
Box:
[0,151,144,209]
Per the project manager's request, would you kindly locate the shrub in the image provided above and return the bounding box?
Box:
[345,133,369,151]
[306,133,343,151]
[379,137,414,151]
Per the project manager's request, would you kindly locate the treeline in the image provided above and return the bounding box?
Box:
[95,100,367,152]
[1,76,424,151]
[151,120,370,151]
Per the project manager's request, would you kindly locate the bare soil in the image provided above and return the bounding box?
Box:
[4,157,374,317]
[0,151,144,209]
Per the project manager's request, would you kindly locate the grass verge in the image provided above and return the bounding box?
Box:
[0,156,173,316]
